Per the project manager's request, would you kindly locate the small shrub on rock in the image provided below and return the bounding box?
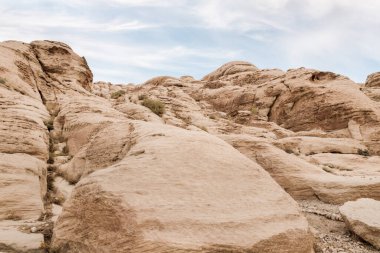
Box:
[285,149,294,154]
[111,90,126,99]
[142,98,165,116]
[44,119,54,131]
[0,77,6,84]
[251,106,258,115]
[358,149,370,156]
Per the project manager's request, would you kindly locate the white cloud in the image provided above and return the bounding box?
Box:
[0,9,156,32]
[72,40,241,71]
[62,0,187,7]
[193,0,291,32]
[1,0,380,83]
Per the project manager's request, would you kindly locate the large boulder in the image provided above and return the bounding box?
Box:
[31,40,93,94]
[51,122,313,253]
[339,198,380,249]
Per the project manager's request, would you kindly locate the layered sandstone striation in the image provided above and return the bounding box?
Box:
[0,40,380,252]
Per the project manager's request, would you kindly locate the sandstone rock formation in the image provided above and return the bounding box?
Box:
[364,72,380,102]
[1,39,380,252]
[339,198,380,249]
[52,122,312,252]
[365,72,380,88]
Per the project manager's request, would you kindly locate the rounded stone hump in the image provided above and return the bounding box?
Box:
[32,40,73,50]
[30,40,93,92]
[309,71,340,82]
[202,61,258,81]
[365,72,380,88]
[143,76,178,86]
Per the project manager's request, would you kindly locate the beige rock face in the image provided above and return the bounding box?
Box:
[202,61,259,81]
[0,153,46,221]
[220,134,380,204]
[339,198,380,249]
[364,72,380,102]
[1,40,380,252]
[0,40,95,251]
[365,72,380,88]
[306,153,380,176]
[274,136,368,155]
[31,40,93,93]
[52,122,313,253]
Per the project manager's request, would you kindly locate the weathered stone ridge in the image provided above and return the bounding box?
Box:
[1,40,380,252]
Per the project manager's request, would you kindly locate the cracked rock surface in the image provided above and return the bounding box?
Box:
[1,40,380,252]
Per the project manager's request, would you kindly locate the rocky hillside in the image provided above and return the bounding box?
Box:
[0,40,380,253]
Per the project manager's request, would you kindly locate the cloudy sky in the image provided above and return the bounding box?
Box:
[0,0,379,84]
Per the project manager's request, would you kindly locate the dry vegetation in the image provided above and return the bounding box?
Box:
[142,98,165,116]
[111,90,126,99]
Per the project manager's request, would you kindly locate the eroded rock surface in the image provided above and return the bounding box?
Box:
[339,198,380,249]
[1,41,380,252]
[52,122,312,253]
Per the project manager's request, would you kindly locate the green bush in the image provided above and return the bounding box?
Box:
[142,98,165,116]
[0,77,6,84]
[111,90,126,99]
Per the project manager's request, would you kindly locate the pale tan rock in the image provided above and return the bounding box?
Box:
[363,87,380,102]
[221,134,380,204]
[53,177,74,203]
[0,220,44,252]
[202,61,259,81]
[0,153,46,221]
[0,41,52,251]
[306,153,380,177]
[114,102,163,123]
[51,204,63,223]
[0,85,49,160]
[2,40,380,252]
[56,96,126,154]
[0,39,96,251]
[91,81,117,98]
[339,198,380,249]
[197,65,380,154]
[274,136,368,155]
[57,121,133,184]
[365,72,380,88]
[31,40,93,93]
[348,119,364,140]
[52,122,313,253]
